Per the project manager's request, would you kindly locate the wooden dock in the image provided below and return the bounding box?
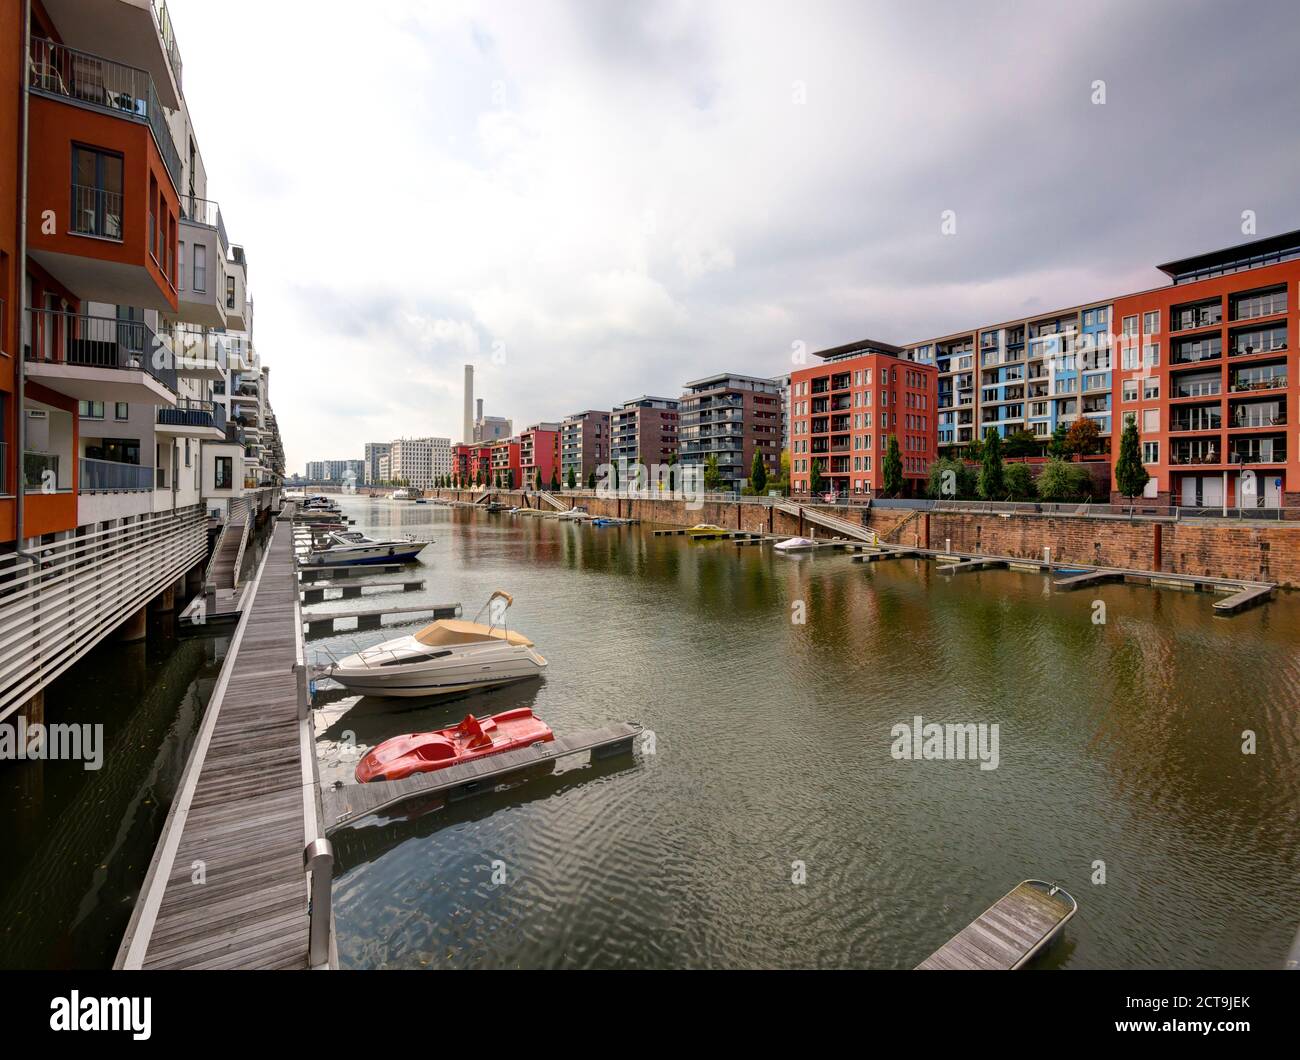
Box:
[322,721,643,831]
[1213,582,1276,615]
[300,577,425,604]
[938,557,1008,574]
[299,562,409,581]
[117,517,324,969]
[1052,569,1125,590]
[302,602,460,636]
[917,880,1077,970]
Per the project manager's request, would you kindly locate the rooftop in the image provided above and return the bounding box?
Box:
[1156,227,1300,284]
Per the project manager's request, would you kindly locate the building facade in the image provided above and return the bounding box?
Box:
[678,373,782,491]
[611,396,678,468]
[386,436,451,489]
[560,410,610,485]
[789,340,937,496]
[363,442,391,485]
[519,422,560,489]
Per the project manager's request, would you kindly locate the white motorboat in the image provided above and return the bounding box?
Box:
[304,529,428,566]
[324,591,547,697]
[390,487,419,500]
[774,536,817,552]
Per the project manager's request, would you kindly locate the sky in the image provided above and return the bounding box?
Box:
[167,0,1300,474]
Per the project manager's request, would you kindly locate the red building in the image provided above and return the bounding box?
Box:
[789,340,937,497]
[1111,234,1299,508]
[519,422,560,488]
[488,439,521,488]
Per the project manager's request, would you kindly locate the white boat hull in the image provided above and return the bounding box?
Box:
[329,646,547,697]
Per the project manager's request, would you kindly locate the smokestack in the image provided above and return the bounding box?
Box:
[463,365,474,445]
[476,398,483,422]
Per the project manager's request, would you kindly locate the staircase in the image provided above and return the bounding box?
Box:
[207,501,251,591]
[536,490,569,512]
[474,489,493,506]
[773,501,879,546]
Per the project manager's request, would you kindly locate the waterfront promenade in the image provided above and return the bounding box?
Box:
[116,516,323,970]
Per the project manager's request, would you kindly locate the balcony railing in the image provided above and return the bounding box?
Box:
[24,451,61,490]
[1229,405,1286,429]
[152,1,184,91]
[28,38,182,186]
[71,183,123,239]
[180,194,228,250]
[158,399,218,429]
[1230,372,1287,393]
[25,309,177,393]
[80,457,154,492]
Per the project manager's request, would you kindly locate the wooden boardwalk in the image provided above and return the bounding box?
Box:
[117,518,322,969]
[302,602,460,636]
[323,721,642,832]
[917,880,1077,970]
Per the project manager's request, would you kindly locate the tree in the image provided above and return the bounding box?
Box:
[1037,457,1091,501]
[1065,417,1102,456]
[750,449,768,495]
[1004,462,1035,500]
[1003,430,1039,458]
[926,456,973,500]
[703,453,722,491]
[565,465,576,489]
[977,427,1005,500]
[1114,419,1149,504]
[882,434,903,497]
[1046,423,1070,459]
[809,459,823,496]
[587,470,597,489]
[550,468,560,491]
[777,450,791,496]
[667,451,677,492]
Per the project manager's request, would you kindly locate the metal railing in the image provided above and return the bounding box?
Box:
[28,38,182,186]
[179,194,228,250]
[23,451,60,490]
[79,457,154,492]
[70,183,123,240]
[166,324,226,373]
[25,308,177,394]
[152,1,184,90]
[158,399,218,429]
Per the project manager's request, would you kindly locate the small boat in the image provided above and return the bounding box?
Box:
[390,487,419,501]
[304,529,428,566]
[685,523,727,538]
[355,707,554,783]
[324,590,547,697]
[590,517,619,527]
[774,536,817,552]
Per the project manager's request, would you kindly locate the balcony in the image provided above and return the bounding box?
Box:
[1170,406,1222,433]
[1230,365,1287,393]
[79,456,153,492]
[1228,324,1287,358]
[1170,335,1222,365]
[178,196,228,328]
[225,246,250,331]
[1228,400,1286,430]
[40,0,183,107]
[1229,435,1287,464]
[157,399,225,439]
[29,37,180,184]
[1172,373,1221,400]
[24,309,177,404]
[161,324,227,380]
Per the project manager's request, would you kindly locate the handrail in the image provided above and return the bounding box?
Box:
[25,308,177,394]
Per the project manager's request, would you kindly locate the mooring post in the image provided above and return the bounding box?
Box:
[303,838,334,968]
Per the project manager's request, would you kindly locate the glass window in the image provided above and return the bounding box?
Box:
[71,145,124,239]
[114,402,128,420]
[1142,441,1159,464]
[195,244,207,293]
[1143,311,1160,335]
[78,400,105,418]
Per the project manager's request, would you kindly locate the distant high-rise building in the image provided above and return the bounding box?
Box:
[388,437,452,489]
[463,365,475,445]
[363,442,391,485]
[679,373,783,490]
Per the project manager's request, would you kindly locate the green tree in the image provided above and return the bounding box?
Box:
[809,459,823,496]
[977,427,1005,500]
[566,465,576,489]
[551,468,560,491]
[1114,419,1149,504]
[1037,457,1091,501]
[1003,429,1039,458]
[587,470,596,489]
[926,456,973,500]
[1046,423,1070,459]
[750,449,768,495]
[667,451,678,492]
[882,434,903,497]
[1004,462,1035,500]
[703,453,722,491]
[777,450,791,496]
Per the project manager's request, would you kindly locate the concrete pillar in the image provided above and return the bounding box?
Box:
[1153,522,1162,572]
[150,586,176,613]
[186,564,204,595]
[116,606,147,642]
[922,512,930,550]
[18,689,45,728]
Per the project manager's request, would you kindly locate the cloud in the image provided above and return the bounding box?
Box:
[167,0,1300,471]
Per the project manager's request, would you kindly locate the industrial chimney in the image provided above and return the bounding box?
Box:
[463,365,474,445]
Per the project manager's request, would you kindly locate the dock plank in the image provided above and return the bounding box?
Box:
[917,881,1076,971]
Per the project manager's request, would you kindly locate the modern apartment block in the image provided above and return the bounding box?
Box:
[560,410,610,484]
[386,436,451,489]
[611,396,678,467]
[678,373,782,490]
[306,459,364,484]
[519,421,560,488]
[0,0,283,724]
[1110,232,1299,508]
[363,441,391,485]
[789,340,937,496]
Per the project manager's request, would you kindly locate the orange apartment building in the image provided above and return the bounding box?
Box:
[789,340,937,496]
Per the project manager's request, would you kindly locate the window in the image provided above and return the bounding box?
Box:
[1143,311,1160,335]
[226,275,236,309]
[1122,346,1139,370]
[114,402,128,420]
[1142,441,1159,464]
[178,241,185,292]
[1122,314,1138,337]
[195,244,207,293]
[215,456,233,489]
[1142,409,1160,433]
[78,400,105,418]
[1143,379,1160,400]
[1122,379,1138,402]
[71,145,125,242]
[1144,343,1160,368]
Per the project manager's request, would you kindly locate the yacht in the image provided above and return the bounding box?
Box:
[304,529,428,566]
[390,487,419,501]
[323,591,547,697]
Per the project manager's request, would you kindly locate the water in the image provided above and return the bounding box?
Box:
[318,497,1300,970]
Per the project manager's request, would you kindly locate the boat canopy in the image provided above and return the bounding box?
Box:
[414,619,534,648]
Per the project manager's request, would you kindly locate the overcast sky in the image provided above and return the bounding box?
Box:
[169,0,1300,473]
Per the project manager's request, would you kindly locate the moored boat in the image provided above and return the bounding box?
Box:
[304,529,428,566]
[774,536,817,552]
[685,523,727,538]
[355,707,555,783]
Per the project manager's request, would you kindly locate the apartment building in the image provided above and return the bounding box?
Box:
[678,373,782,491]
[1,1,282,724]
[1111,232,1299,508]
[385,436,450,489]
[305,459,364,484]
[789,340,937,496]
[560,410,611,484]
[363,441,390,485]
[519,421,560,488]
[611,396,678,467]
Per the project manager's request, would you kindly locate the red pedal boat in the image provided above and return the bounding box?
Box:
[355,708,554,783]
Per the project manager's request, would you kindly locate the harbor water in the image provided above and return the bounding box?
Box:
[314,497,1300,970]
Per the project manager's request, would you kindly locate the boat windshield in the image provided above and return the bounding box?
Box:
[413,619,534,648]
